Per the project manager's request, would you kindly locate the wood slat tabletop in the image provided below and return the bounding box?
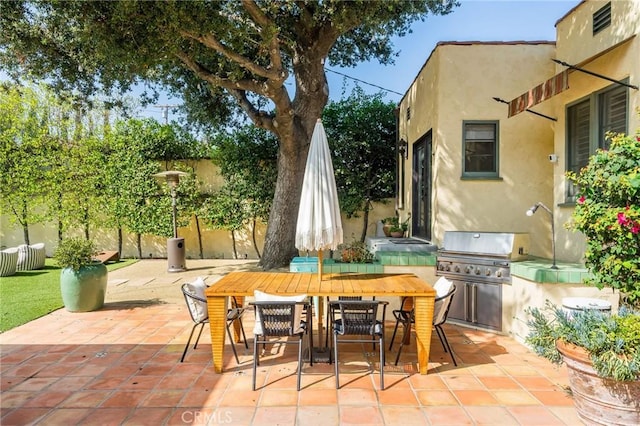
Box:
[205,271,436,298]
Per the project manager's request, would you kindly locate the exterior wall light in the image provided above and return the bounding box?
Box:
[398,138,408,160]
[526,202,557,269]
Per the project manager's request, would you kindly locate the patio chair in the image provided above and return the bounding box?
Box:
[331,300,388,390]
[250,300,311,391]
[325,296,367,347]
[389,278,458,366]
[180,280,248,363]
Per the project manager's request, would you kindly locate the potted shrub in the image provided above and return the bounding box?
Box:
[389,216,410,238]
[382,216,398,237]
[54,237,108,312]
[526,303,639,425]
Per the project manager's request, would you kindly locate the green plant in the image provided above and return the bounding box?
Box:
[526,301,640,381]
[53,238,98,271]
[566,128,640,307]
[382,216,399,226]
[338,239,374,263]
[390,215,410,233]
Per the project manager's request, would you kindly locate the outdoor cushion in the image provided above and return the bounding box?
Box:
[253,290,307,336]
[16,243,46,271]
[0,248,19,277]
[433,276,454,297]
[183,277,208,323]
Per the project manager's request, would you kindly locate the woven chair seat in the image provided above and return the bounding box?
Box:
[250,298,312,391]
[331,300,388,390]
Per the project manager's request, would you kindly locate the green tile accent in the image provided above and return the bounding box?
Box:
[375,251,437,267]
[542,270,558,282]
[512,258,589,284]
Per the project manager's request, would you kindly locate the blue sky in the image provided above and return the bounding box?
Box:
[143,0,581,121]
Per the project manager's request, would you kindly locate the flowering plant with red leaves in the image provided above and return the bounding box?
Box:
[566,127,640,307]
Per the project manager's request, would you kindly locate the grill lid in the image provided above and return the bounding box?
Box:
[441,231,530,260]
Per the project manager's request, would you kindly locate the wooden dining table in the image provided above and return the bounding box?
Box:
[205,271,437,374]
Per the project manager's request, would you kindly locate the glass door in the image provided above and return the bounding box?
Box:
[412,131,432,239]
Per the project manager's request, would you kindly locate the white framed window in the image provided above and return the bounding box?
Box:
[462,121,499,179]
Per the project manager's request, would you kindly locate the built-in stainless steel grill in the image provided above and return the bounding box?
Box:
[436,231,530,283]
[436,231,530,331]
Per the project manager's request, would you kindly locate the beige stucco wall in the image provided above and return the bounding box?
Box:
[506,277,620,344]
[399,43,557,257]
[552,0,640,262]
[0,159,397,260]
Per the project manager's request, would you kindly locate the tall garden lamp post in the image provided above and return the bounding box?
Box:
[526,201,558,269]
[153,171,188,272]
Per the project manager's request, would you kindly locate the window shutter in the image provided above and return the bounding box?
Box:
[599,87,627,148]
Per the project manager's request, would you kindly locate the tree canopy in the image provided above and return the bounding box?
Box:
[1,0,458,268]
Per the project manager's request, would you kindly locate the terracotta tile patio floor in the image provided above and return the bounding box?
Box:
[0,260,584,425]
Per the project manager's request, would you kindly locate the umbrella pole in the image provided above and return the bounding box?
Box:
[317,250,324,335]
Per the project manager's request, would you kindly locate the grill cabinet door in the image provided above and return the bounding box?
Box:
[447,280,502,331]
[448,280,468,323]
[473,282,502,331]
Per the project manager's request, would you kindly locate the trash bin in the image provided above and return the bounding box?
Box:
[562,297,611,318]
[167,237,186,272]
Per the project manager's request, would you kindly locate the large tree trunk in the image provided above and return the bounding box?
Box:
[259,135,307,269]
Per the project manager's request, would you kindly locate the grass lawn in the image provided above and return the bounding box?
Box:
[0,258,136,333]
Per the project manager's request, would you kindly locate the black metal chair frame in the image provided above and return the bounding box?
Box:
[330,300,388,390]
[180,284,248,364]
[250,301,313,391]
[324,296,373,347]
[389,287,458,366]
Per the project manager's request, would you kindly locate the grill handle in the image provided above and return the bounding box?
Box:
[463,283,469,322]
[471,284,478,323]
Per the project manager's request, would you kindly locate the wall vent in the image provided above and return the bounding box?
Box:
[593,2,611,35]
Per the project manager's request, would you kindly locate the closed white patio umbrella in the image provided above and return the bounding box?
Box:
[296,119,343,343]
[295,119,343,277]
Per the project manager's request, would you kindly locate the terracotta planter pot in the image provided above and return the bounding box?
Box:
[382,224,392,237]
[556,340,640,426]
[390,231,404,238]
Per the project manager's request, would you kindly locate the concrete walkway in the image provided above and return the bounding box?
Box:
[0,260,583,425]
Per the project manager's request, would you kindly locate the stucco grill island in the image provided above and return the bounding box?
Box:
[436,231,530,332]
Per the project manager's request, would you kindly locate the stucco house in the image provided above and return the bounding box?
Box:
[397,0,639,262]
[395,0,639,338]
